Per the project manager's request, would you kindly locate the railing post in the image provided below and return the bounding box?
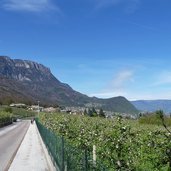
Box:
[84,148,88,171]
[61,136,65,171]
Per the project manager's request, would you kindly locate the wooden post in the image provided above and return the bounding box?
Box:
[93,145,96,167]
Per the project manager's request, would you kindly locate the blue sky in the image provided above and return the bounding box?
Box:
[0,0,171,100]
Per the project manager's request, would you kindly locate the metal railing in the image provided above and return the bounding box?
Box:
[36,119,108,171]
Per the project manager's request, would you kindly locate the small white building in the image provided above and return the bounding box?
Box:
[10,103,27,108]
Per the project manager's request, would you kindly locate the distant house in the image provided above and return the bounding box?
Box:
[10,103,26,108]
[43,107,57,113]
[28,105,44,112]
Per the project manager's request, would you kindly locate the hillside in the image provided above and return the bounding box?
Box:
[0,56,138,114]
[131,100,171,114]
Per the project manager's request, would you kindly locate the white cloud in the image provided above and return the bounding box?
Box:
[90,89,171,101]
[129,90,171,101]
[111,69,134,89]
[2,0,59,13]
[152,71,171,86]
[94,0,141,13]
[89,69,134,98]
[89,69,171,100]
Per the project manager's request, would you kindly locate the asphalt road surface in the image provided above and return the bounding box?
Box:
[0,120,30,171]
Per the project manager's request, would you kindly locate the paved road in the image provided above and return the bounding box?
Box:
[0,120,30,171]
[9,123,56,171]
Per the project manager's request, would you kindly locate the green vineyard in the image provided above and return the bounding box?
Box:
[38,112,171,171]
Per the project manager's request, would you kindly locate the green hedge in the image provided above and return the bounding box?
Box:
[0,111,13,127]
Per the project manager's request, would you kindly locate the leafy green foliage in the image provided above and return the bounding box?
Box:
[12,107,36,119]
[0,105,36,120]
[86,107,98,117]
[99,108,105,117]
[0,111,12,127]
[4,107,13,113]
[139,111,171,126]
[39,112,171,170]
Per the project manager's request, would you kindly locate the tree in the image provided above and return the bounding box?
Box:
[156,110,171,169]
[84,109,87,115]
[138,113,142,118]
[99,108,105,117]
[88,108,93,117]
[92,107,97,117]
[156,110,171,134]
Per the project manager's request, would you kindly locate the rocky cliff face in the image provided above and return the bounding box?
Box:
[0,56,90,106]
[0,56,52,82]
[0,56,138,114]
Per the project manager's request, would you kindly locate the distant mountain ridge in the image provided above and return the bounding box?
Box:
[0,56,138,114]
[131,100,171,114]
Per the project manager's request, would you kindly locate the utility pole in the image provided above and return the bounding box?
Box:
[38,101,40,118]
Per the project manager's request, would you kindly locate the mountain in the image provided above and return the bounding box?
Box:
[0,56,138,114]
[131,100,171,114]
